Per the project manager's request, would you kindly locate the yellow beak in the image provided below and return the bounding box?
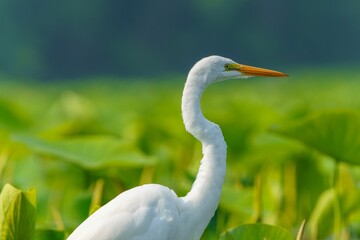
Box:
[230,63,288,77]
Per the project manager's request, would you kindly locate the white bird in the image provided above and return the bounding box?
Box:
[67,56,287,240]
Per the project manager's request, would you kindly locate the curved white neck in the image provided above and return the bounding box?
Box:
[180,73,227,237]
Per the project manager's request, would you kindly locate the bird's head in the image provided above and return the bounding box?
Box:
[189,55,287,84]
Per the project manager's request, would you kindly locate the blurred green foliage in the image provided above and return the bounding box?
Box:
[0,68,360,239]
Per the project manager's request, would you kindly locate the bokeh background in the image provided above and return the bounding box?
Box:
[1,1,360,240]
[0,0,359,80]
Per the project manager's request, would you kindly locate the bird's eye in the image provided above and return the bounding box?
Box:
[224,64,230,70]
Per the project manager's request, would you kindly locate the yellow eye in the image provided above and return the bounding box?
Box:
[224,64,230,70]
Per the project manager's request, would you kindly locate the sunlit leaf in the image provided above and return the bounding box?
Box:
[12,135,156,170]
[272,111,360,165]
[0,183,37,240]
[219,223,293,240]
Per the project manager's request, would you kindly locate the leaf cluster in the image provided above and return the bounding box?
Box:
[1,69,360,239]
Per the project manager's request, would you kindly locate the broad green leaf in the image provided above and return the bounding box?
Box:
[219,223,293,240]
[12,135,156,170]
[272,111,360,165]
[0,184,37,240]
[34,229,65,240]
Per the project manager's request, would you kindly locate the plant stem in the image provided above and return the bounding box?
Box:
[333,161,342,240]
[252,173,262,222]
[296,220,306,240]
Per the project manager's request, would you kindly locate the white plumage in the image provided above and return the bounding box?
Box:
[67,56,286,240]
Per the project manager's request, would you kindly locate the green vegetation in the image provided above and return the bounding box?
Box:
[1,69,360,239]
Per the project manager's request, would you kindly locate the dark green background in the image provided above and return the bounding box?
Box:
[1,0,359,80]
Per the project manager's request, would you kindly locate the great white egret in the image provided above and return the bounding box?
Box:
[67,56,287,240]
